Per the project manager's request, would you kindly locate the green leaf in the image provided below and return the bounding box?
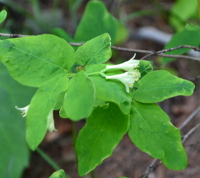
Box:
[51,28,73,42]
[137,60,153,78]
[162,29,200,63]
[26,73,69,150]
[169,0,198,31]
[74,0,118,44]
[75,33,111,68]
[49,169,67,178]
[185,23,200,31]
[0,10,7,23]
[0,63,35,178]
[128,101,187,170]
[86,64,131,114]
[63,71,95,121]
[76,103,129,176]
[0,34,75,87]
[132,70,195,103]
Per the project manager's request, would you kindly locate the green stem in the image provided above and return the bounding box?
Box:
[90,170,95,178]
[36,148,71,178]
[36,147,60,170]
[71,122,82,178]
[87,72,101,76]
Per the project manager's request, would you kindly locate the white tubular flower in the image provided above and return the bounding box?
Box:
[105,54,139,72]
[106,69,141,93]
[47,110,57,132]
[15,105,29,117]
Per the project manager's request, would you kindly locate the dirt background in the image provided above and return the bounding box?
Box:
[2,0,200,178]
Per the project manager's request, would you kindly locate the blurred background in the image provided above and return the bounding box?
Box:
[1,0,200,178]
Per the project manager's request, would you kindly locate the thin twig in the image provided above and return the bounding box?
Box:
[178,106,200,130]
[138,106,200,178]
[0,33,29,38]
[182,123,200,143]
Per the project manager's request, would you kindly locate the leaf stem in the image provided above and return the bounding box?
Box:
[71,122,82,178]
[36,148,71,178]
[87,72,101,76]
[36,147,60,170]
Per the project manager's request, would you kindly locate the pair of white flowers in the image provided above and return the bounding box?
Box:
[100,55,141,93]
[15,105,56,132]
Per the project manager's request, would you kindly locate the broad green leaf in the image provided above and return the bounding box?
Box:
[26,73,69,150]
[75,33,111,68]
[128,101,187,170]
[132,70,195,103]
[0,63,35,178]
[74,0,118,44]
[169,0,198,31]
[86,64,131,114]
[0,34,75,87]
[0,10,7,23]
[76,103,129,176]
[63,71,95,121]
[49,169,67,178]
[162,29,200,63]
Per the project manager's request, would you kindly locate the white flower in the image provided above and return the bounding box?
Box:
[106,69,141,93]
[15,105,29,117]
[47,110,57,132]
[103,54,139,72]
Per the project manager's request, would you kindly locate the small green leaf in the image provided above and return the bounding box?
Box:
[74,0,118,44]
[132,70,195,103]
[76,103,129,176]
[49,169,66,178]
[51,28,73,42]
[75,33,111,68]
[0,34,75,87]
[26,73,69,150]
[63,71,95,121]
[137,60,153,77]
[185,23,200,31]
[128,101,187,170]
[162,29,200,63]
[0,10,7,23]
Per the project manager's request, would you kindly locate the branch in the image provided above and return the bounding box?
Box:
[0,33,29,38]
[0,33,200,61]
[138,106,200,178]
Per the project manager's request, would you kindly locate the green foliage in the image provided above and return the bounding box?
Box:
[0,10,7,23]
[49,169,67,178]
[0,34,75,87]
[132,70,195,103]
[129,101,187,170]
[162,29,200,63]
[0,1,197,177]
[169,0,198,31]
[26,74,69,150]
[74,0,118,44]
[0,63,35,178]
[0,32,195,176]
[75,33,112,67]
[63,71,95,121]
[76,103,129,176]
